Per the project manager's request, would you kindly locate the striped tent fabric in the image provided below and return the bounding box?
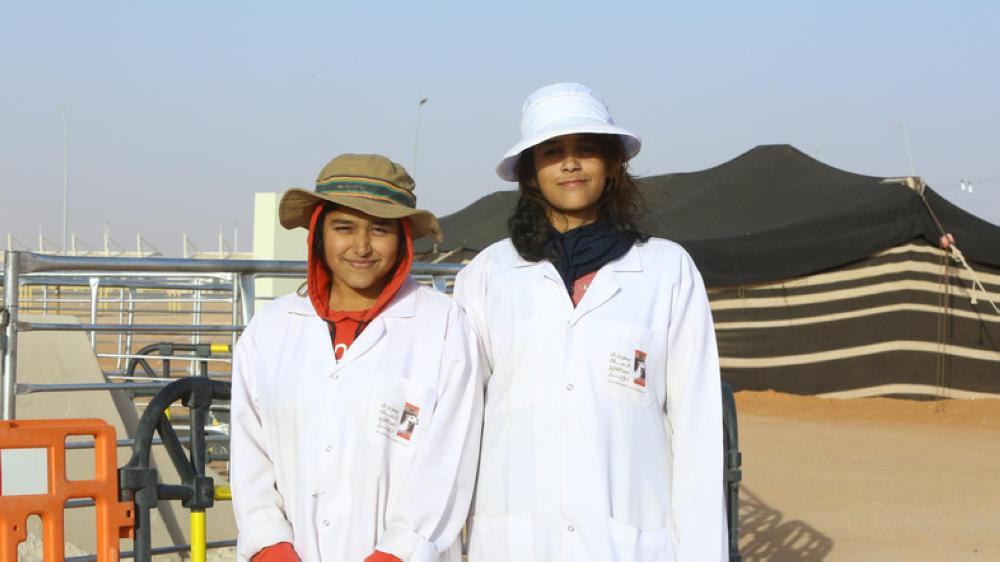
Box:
[710,242,1000,398]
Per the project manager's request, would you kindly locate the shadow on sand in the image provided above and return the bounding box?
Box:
[739,486,834,561]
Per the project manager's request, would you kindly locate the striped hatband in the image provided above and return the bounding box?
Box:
[316,175,417,208]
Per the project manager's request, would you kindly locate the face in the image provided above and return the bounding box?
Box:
[321,206,401,303]
[531,133,609,231]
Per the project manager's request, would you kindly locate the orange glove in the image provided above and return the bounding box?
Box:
[364,550,402,562]
[251,542,299,562]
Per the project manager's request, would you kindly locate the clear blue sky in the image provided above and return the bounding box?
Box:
[2,1,998,255]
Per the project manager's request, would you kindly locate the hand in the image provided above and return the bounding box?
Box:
[364,550,402,562]
[251,542,299,562]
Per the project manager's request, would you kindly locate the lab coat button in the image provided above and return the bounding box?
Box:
[332,373,339,380]
[325,444,332,452]
[566,384,574,391]
[323,519,330,527]
[566,524,575,532]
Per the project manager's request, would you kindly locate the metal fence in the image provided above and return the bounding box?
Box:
[1,250,461,420]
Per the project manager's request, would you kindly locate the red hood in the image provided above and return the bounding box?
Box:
[306,203,414,322]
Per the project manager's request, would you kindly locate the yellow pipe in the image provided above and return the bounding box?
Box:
[209,343,231,353]
[190,510,206,562]
[214,484,232,501]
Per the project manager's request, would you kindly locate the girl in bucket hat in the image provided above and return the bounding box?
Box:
[231,154,483,562]
[454,84,728,561]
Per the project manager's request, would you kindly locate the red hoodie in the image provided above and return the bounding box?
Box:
[306,203,414,360]
[250,204,411,562]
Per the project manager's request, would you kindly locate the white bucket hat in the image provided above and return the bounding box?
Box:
[496,82,641,182]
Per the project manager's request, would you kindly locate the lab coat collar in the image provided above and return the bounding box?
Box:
[285,277,418,319]
[335,280,417,367]
[512,243,643,324]
[571,249,641,324]
[609,243,642,272]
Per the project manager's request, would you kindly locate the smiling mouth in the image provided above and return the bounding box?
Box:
[345,260,378,270]
[557,177,589,187]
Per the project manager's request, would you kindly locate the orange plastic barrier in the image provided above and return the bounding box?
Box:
[0,419,134,562]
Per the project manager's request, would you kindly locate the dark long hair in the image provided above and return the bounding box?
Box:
[508,134,648,262]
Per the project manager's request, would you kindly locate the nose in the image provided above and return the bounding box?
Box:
[561,153,582,173]
[352,232,373,256]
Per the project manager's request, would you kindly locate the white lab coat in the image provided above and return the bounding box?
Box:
[454,239,726,562]
[230,278,484,562]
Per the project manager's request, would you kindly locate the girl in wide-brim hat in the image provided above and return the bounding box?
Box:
[231,153,482,562]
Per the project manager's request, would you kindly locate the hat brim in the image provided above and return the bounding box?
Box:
[495,121,641,182]
[279,188,442,242]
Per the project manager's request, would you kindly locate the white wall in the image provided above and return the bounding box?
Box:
[252,192,307,309]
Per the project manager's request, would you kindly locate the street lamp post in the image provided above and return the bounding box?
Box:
[62,109,69,254]
[413,97,428,176]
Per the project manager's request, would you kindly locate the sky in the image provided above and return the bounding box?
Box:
[2,1,998,256]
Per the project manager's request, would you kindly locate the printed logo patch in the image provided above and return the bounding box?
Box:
[607,349,648,392]
[633,349,647,387]
[396,402,421,441]
[375,400,421,446]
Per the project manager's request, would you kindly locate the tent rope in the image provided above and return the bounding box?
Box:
[916,188,1000,316]
[945,245,1000,316]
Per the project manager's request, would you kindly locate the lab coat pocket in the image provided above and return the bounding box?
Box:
[606,518,676,562]
[468,513,533,562]
[598,324,656,407]
[367,376,437,455]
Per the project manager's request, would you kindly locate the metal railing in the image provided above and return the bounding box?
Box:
[1,250,461,421]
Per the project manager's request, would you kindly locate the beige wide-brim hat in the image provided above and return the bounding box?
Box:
[279,153,442,241]
[496,82,641,182]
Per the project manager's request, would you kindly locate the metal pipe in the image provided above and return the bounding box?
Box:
[231,273,240,352]
[108,374,231,383]
[17,322,244,333]
[63,433,229,450]
[20,278,235,291]
[16,382,169,394]
[16,251,461,276]
[19,296,234,303]
[191,277,202,375]
[125,287,136,368]
[88,276,99,347]
[167,424,229,436]
[238,271,256,323]
[2,251,21,419]
[96,353,231,364]
[19,252,307,275]
[190,511,207,562]
[116,287,125,370]
[64,539,237,562]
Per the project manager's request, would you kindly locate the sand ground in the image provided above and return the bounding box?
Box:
[735,391,1000,562]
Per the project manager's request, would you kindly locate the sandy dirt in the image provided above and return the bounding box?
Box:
[735,391,1000,561]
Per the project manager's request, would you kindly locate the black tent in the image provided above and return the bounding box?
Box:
[421,145,1000,284]
[422,145,1000,397]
